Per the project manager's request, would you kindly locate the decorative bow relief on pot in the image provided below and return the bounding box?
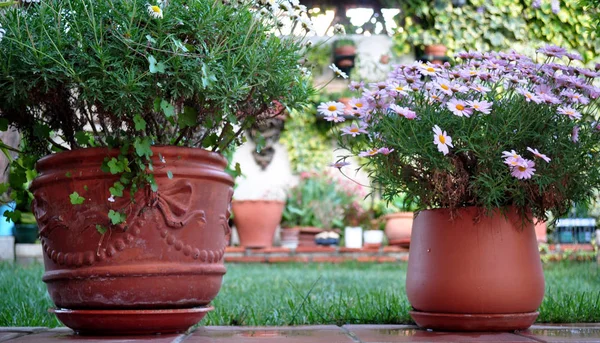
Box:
[150,179,206,229]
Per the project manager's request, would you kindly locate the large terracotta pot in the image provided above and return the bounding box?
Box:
[384,212,413,247]
[30,147,234,334]
[406,207,545,332]
[232,200,285,248]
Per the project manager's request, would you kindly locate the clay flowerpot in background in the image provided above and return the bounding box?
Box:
[384,212,413,248]
[406,207,545,332]
[232,200,285,248]
[297,227,323,247]
[30,147,234,335]
[280,227,300,249]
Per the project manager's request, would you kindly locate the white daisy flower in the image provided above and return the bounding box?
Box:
[432,125,453,155]
[147,4,163,19]
[317,101,346,117]
[329,64,348,79]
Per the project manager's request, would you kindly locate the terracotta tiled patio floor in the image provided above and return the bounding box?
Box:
[2,324,600,342]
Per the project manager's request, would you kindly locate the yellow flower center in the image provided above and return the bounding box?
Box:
[369,149,378,155]
[328,105,337,111]
[396,86,404,91]
[518,166,527,172]
[350,128,359,133]
[426,67,435,73]
[440,84,450,90]
[151,5,161,13]
[455,104,465,111]
[474,104,480,109]
[355,103,363,108]
[439,135,446,144]
[526,93,533,99]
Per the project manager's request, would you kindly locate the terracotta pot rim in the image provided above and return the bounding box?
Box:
[417,206,524,214]
[31,146,233,191]
[35,146,228,171]
[51,306,214,315]
[232,200,286,205]
[384,212,414,219]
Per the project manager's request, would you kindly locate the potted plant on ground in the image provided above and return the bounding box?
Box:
[282,171,357,247]
[232,189,286,248]
[322,46,600,331]
[0,0,315,335]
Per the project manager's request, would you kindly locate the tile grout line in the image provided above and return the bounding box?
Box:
[339,326,365,343]
[513,332,548,343]
[0,333,27,342]
[170,332,193,343]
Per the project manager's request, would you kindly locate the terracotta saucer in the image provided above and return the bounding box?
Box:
[388,239,410,248]
[50,306,213,335]
[409,310,539,332]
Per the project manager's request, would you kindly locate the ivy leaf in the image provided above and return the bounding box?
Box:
[167,170,173,179]
[33,123,51,139]
[96,225,108,235]
[179,106,197,128]
[109,181,125,197]
[4,209,21,223]
[69,192,85,205]
[74,131,90,146]
[134,136,153,158]
[161,100,175,118]
[0,118,8,131]
[107,157,125,174]
[148,174,159,192]
[133,114,147,131]
[108,210,126,225]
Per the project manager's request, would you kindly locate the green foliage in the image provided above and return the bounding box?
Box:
[281,172,364,229]
[331,51,600,221]
[334,38,355,48]
[69,192,85,205]
[391,0,600,62]
[280,109,333,173]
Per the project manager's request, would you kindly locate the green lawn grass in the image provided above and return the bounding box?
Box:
[1,261,599,327]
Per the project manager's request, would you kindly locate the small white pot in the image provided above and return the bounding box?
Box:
[363,230,384,245]
[344,226,363,248]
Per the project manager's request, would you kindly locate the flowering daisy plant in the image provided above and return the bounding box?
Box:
[322,46,600,221]
[0,0,319,226]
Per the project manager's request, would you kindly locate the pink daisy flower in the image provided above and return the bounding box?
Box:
[378,147,395,155]
[517,88,542,104]
[318,101,346,117]
[502,150,524,167]
[527,147,551,163]
[537,45,567,58]
[434,78,454,96]
[466,100,493,114]
[341,122,368,137]
[329,161,350,169]
[447,98,473,117]
[389,104,417,119]
[557,106,582,120]
[359,148,380,157]
[511,159,536,179]
[572,126,580,143]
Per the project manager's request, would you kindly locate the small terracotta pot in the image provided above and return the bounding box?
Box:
[232,200,285,248]
[280,227,300,249]
[297,226,323,247]
[424,44,447,57]
[334,46,356,68]
[406,207,544,331]
[363,230,384,248]
[384,212,413,247]
[30,147,234,334]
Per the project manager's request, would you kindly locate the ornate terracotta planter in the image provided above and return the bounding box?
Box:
[232,200,285,248]
[384,212,413,247]
[280,227,300,249]
[406,207,545,332]
[30,147,234,335]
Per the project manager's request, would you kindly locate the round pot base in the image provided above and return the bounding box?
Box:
[50,306,213,335]
[409,310,539,332]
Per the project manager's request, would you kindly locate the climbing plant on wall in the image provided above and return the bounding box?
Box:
[390,0,600,62]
